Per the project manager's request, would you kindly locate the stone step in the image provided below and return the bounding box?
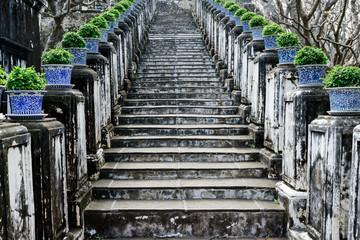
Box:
[136,68,217,74]
[121,106,238,115]
[110,135,253,148]
[139,61,214,66]
[128,86,226,93]
[126,93,231,100]
[144,46,207,49]
[132,76,222,81]
[100,162,268,180]
[124,99,233,106]
[118,114,241,124]
[91,178,277,201]
[141,56,213,61]
[131,81,224,88]
[114,124,248,136]
[103,147,260,162]
[137,65,215,70]
[84,199,285,238]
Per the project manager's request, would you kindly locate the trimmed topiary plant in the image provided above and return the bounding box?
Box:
[324,66,360,88]
[234,8,247,17]
[119,0,132,9]
[262,23,285,50]
[114,3,127,13]
[100,12,116,22]
[6,66,46,91]
[61,32,86,48]
[276,33,301,64]
[0,66,7,86]
[41,47,73,65]
[78,24,101,39]
[109,8,121,19]
[91,17,109,30]
[240,12,256,32]
[294,46,328,66]
[249,15,268,28]
[276,32,300,48]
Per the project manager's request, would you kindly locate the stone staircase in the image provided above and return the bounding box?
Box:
[84,12,285,239]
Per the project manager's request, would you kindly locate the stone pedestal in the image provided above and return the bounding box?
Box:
[233,32,252,90]
[227,25,243,77]
[307,115,360,239]
[15,118,69,240]
[42,89,92,228]
[114,28,126,91]
[119,21,131,80]
[0,123,35,240]
[87,52,114,149]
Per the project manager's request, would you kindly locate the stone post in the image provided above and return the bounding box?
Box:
[233,31,252,92]
[306,115,360,240]
[227,25,243,77]
[119,21,132,81]
[14,118,69,240]
[0,123,35,240]
[42,89,92,231]
[261,64,298,178]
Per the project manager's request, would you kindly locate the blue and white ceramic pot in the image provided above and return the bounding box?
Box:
[83,38,100,53]
[65,48,87,66]
[7,90,46,115]
[263,35,279,50]
[43,64,73,85]
[327,87,360,115]
[120,14,125,21]
[100,29,109,42]
[277,47,300,64]
[242,20,251,32]
[107,21,116,33]
[229,11,236,20]
[115,18,120,27]
[296,64,327,88]
[235,16,242,26]
[251,27,265,40]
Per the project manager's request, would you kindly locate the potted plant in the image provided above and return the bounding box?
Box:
[323,66,360,115]
[109,8,121,27]
[90,17,110,43]
[5,66,47,119]
[42,47,74,89]
[262,23,284,50]
[119,0,132,16]
[294,46,328,87]
[234,8,247,26]
[223,1,235,15]
[61,32,87,66]
[249,15,268,40]
[114,3,127,21]
[214,0,222,10]
[227,4,240,21]
[241,12,256,32]
[0,66,7,94]
[100,12,117,33]
[78,24,101,53]
[276,32,301,64]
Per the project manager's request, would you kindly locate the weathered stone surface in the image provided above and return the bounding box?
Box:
[234,32,252,90]
[0,123,35,240]
[227,26,243,77]
[307,115,360,239]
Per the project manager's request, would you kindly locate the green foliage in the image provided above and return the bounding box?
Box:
[41,47,73,65]
[294,46,328,66]
[228,4,240,12]
[100,12,116,22]
[323,66,360,88]
[119,0,132,9]
[114,3,126,13]
[234,8,247,17]
[90,17,109,30]
[262,23,284,36]
[0,66,7,85]
[276,32,300,48]
[223,1,235,8]
[108,8,121,19]
[78,24,101,38]
[241,12,256,22]
[61,32,86,48]
[6,66,46,90]
[215,0,222,3]
[249,15,268,28]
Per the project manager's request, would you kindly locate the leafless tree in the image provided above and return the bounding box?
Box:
[253,0,360,66]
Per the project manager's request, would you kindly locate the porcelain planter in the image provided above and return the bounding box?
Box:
[242,21,251,32]
[107,21,116,33]
[277,47,300,64]
[83,38,100,53]
[235,17,242,26]
[120,14,125,21]
[327,87,360,115]
[115,18,120,28]
[65,48,87,66]
[251,27,265,40]
[100,29,109,43]
[7,90,47,119]
[296,64,327,88]
[229,11,236,21]
[263,35,279,50]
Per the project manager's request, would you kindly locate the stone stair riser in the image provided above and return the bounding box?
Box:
[130,81,224,87]
[121,107,238,115]
[124,100,233,106]
[118,116,242,125]
[128,87,226,93]
[126,93,231,100]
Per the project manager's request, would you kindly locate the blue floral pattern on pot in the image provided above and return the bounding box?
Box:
[242,21,250,32]
[327,87,360,113]
[108,21,116,33]
[235,17,242,26]
[83,38,100,53]
[297,65,327,87]
[43,64,73,85]
[277,47,300,64]
[264,35,278,50]
[229,11,235,21]
[251,27,264,40]
[100,29,109,42]
[65,48,87,66]
[7,91,46,115]
[115,18,120,27]
[120,14,125,21]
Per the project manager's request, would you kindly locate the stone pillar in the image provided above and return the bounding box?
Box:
[277,88,329,237]
[306,116,360,240]
[14,118,69,240]
[233,32,252,91]
[42,89,92,230]
[119,21,131,80]
[0,123,35,240]
[71,65,103,180]
[227,25,243,77]
[262,64,298,178]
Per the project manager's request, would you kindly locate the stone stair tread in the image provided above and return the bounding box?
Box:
[119,114,240,118]
[115,124,247,129]
[102,162,267,170]
[103,147,260,154]
[112,135,253,140]
[86,199,284,212]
